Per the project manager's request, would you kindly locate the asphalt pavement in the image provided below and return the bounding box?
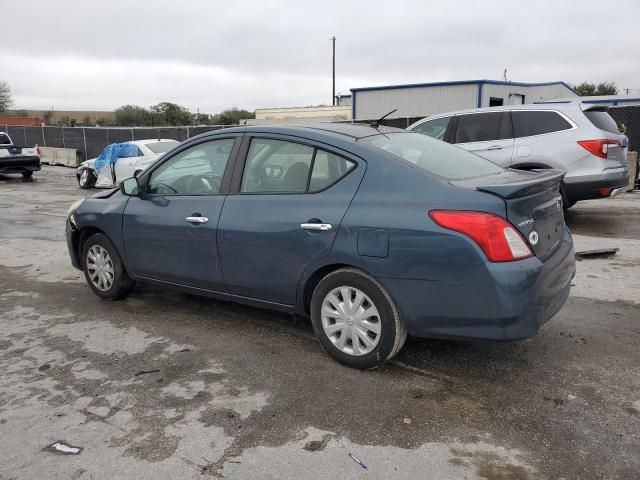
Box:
[1,166,639,479]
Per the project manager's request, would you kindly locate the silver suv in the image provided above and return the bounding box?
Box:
[408,103,629,208]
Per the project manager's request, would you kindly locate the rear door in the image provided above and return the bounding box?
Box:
[452,112,515,166]
[218,135,364,305]
[511,110,575,165]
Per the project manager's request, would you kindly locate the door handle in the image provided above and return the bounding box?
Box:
[487,145,503,150]
[300,223,332,231]
[185,216,209,224]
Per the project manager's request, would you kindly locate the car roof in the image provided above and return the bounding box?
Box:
[193,123,404,142]
[416,102,583,121]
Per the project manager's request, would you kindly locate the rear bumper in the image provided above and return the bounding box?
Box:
[563,167,629,201]
[0,158,41,174]
[380,228,575,341]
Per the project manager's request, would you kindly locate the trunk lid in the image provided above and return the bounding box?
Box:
[451,169,566,261]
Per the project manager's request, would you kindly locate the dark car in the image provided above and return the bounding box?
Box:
[66,124,576,369]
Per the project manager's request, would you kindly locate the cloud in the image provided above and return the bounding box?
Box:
[3,0,639,112]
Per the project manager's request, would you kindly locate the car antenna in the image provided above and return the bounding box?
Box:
[370,109,397,129]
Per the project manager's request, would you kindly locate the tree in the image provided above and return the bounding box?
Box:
[115,104,152,126]
[81,116,93,127]
[210,108,256,125]
[574,81,618,96]
[149,102,193,126]
[0,80,13,113]
[42,110,54,125]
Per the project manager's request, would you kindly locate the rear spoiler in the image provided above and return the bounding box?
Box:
[451,169,565,200]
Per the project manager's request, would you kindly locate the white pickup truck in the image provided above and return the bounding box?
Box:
[0,132,41,178]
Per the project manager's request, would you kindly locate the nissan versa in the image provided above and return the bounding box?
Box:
[66,124,576,369]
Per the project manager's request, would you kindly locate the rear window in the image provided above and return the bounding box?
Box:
[512,111,572,137]
[360,132,504,181]
[584,109,621,134]
[145,140,179,154]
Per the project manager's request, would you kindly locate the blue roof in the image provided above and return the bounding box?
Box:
[350,79,578,96]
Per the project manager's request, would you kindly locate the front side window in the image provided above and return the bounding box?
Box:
[147,138,235,195]
[454,112,512,143]
[411,117,450,141]
[512,111,573,137]
[360,132,504,181]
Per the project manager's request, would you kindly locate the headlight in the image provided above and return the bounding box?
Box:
[67,198,85,216]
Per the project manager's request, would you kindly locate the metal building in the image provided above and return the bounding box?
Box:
[350,80,578,120]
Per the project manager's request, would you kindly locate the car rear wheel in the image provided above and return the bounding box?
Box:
[78,168,96,189]
[81,233,135,300]
[310,268,406,369]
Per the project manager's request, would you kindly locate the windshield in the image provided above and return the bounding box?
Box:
[145,140,179,154]
[360,132,504,180]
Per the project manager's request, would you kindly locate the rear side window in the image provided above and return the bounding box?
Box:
[584,110,621,134]
[454,112,512,143]
[0,133,10,145]
[411,117,451,141]
[310,150,355,191]
[361,132,504,181]
[241,138,355,193]
[512,111,572,137]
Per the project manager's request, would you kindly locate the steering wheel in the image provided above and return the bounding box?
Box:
[155,182,178,194]
[185,175,221,194]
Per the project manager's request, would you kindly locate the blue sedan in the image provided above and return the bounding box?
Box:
[65,124,575,369]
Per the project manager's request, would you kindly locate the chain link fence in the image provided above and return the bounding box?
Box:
[609,106,640,152]
[0,125,233,161]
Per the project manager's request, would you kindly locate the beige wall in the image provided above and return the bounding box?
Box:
[23,110,116,125]
[254,105,351,123]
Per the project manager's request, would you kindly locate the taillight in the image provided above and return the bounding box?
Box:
[429,211,533,262]
[577,139,620,159]
[35,145,41,158]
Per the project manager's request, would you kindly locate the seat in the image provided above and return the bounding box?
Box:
[280,162,309,192]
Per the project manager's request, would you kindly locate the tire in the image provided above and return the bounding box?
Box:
[560,184,576,210]
[78,168,96,189]
[22,171,33,178]
[81,233,135,300]
[310,268,407,369]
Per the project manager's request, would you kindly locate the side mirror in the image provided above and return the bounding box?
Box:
[120,177,140,196]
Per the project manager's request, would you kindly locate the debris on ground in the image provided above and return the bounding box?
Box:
[38,364,51,371]
[575,248,619,260]
[348,453,367,469]
[43,440,82,455]
[134,369,161,376]
[303,434,334,452]
[403,416,412,425]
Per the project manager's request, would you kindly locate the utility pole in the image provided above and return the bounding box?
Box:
[331,36,336,106]
[625,88,630,95]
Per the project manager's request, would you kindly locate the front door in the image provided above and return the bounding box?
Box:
[122,136,239,291]
[453,111,515,167]
[218,136,364,305]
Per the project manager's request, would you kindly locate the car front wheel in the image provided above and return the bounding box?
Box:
[310,268,406,369]
[78,168,96,189]
[81,233,135,300]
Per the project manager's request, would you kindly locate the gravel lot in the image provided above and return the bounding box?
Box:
[1,166,639,479]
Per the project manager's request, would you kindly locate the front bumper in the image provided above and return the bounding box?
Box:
[380,228,576,341]
[65,217,82,270]
[564,167,629,201]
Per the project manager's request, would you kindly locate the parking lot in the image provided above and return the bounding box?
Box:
[1,166,639,479]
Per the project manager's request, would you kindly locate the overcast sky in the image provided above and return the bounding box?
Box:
[3,0,639,113]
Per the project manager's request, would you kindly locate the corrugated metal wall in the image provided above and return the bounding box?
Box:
[354,84,478,120]
[480,83,575,107]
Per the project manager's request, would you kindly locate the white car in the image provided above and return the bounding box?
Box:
[76,139,179,189]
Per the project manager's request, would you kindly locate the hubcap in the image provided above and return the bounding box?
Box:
[321,286,381,356]
[80,169,88,185]
[86,245,114,291]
